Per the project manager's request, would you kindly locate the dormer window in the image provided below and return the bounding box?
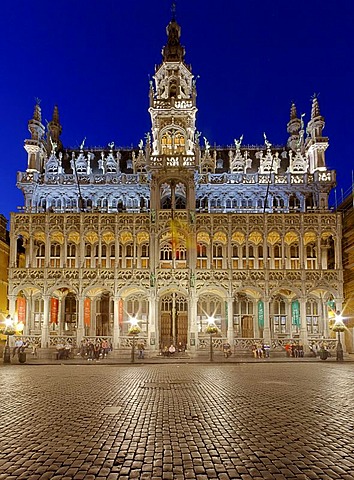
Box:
[161,130,186,154]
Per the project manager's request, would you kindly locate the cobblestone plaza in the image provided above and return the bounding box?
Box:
[1,363,354,480]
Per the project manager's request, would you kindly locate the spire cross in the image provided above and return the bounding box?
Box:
[171,1,176,21]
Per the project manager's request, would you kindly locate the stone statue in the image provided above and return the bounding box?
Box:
[80,137,86,151]
[50,136,57,154]
[138,139,144,150]
[234,135,243,149]
[108,141,114,151]
[263,132,272,149]
[203,136,210,151]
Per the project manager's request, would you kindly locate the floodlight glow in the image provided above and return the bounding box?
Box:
[16,322,24,333]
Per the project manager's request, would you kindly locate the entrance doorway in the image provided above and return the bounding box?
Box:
[241,315,254,337]
[160,293,188,349]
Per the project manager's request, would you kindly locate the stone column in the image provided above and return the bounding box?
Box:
[188,293,198,352]
[299,297,308,348]
[286,300,292,337]
[58,297,63,336]
[25,295,31,335]
[227,297,234,345]
[321,297,329,338]
[263,297,271,344]
[8,295,16,319]
[148,294,157,351]
[41,295,50,348]
[77,296,85,344]
[113,296,121,350]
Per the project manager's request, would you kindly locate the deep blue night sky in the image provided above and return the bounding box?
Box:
[1,0,353,221]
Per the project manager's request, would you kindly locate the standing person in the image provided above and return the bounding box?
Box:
[138,342,145,359]
[94,341,101,360]
[101,339,108,358]
[87,341,95,361]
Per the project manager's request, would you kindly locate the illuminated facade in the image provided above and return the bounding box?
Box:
[0,215,9,320]
[9,16,344,354]
[340,193,354,352]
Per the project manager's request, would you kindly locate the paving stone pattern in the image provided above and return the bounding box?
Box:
[0,363,354,479]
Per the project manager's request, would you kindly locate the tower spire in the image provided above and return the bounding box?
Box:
[171,1,176,21]
[162,9,185,62]
[47,105,63,153]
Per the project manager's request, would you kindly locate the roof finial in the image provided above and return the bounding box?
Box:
[311,92,321,119]
[171,1,176,21]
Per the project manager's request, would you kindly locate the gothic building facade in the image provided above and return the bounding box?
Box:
[9,16,345,354]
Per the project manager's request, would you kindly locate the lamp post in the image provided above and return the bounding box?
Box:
[332,311,346,362]
[2,316,15,364]
[205,317,218,362]
[128,315,141,364]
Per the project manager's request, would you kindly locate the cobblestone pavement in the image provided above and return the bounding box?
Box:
[1,363,354,480]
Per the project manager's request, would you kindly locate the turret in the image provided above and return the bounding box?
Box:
[306,96,325,139]
[287,102,301,151]
[46,105,63,153]
[305,96,328,173]
[24,101,46,172]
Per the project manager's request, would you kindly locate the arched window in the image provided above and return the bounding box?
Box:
[85,244,92,268]
[50,243,61,267]
[125,243,134,268]
[258,245,264,268]
[289,244,300,269]
[67,243,76,268]
[197,243,207,269]
[141,243,149,268]
[289,194,300,211]
[242,245,247,269]
[101,244,107,268]
[160,243,172,261]
[306,243,317,269]
[306,299,319,334]
[212,244,223,269]
[272,297,287,334]
[248,245,254,268]
[161,130,186,155]
[232,244,240,269]
[34,298,44,330]
[273,244,282,269]
[175,244,187,266]
[36,243,45,268]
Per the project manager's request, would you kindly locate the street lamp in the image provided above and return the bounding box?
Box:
[332,311,346,362]
[128,315,141,364]
[205,316,218,362]
[2,316,16,364]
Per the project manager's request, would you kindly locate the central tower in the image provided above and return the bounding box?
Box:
[148,14,198,213]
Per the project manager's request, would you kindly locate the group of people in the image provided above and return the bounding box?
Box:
[78,338,112,361]
[56,342,72,360]
[284,342,304,357]
[12,338,28,357]
[161,342,186,357]
[252,343,271,358]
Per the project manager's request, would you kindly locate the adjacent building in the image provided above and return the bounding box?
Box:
[339,192,354,352]
[9,15,344,354]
